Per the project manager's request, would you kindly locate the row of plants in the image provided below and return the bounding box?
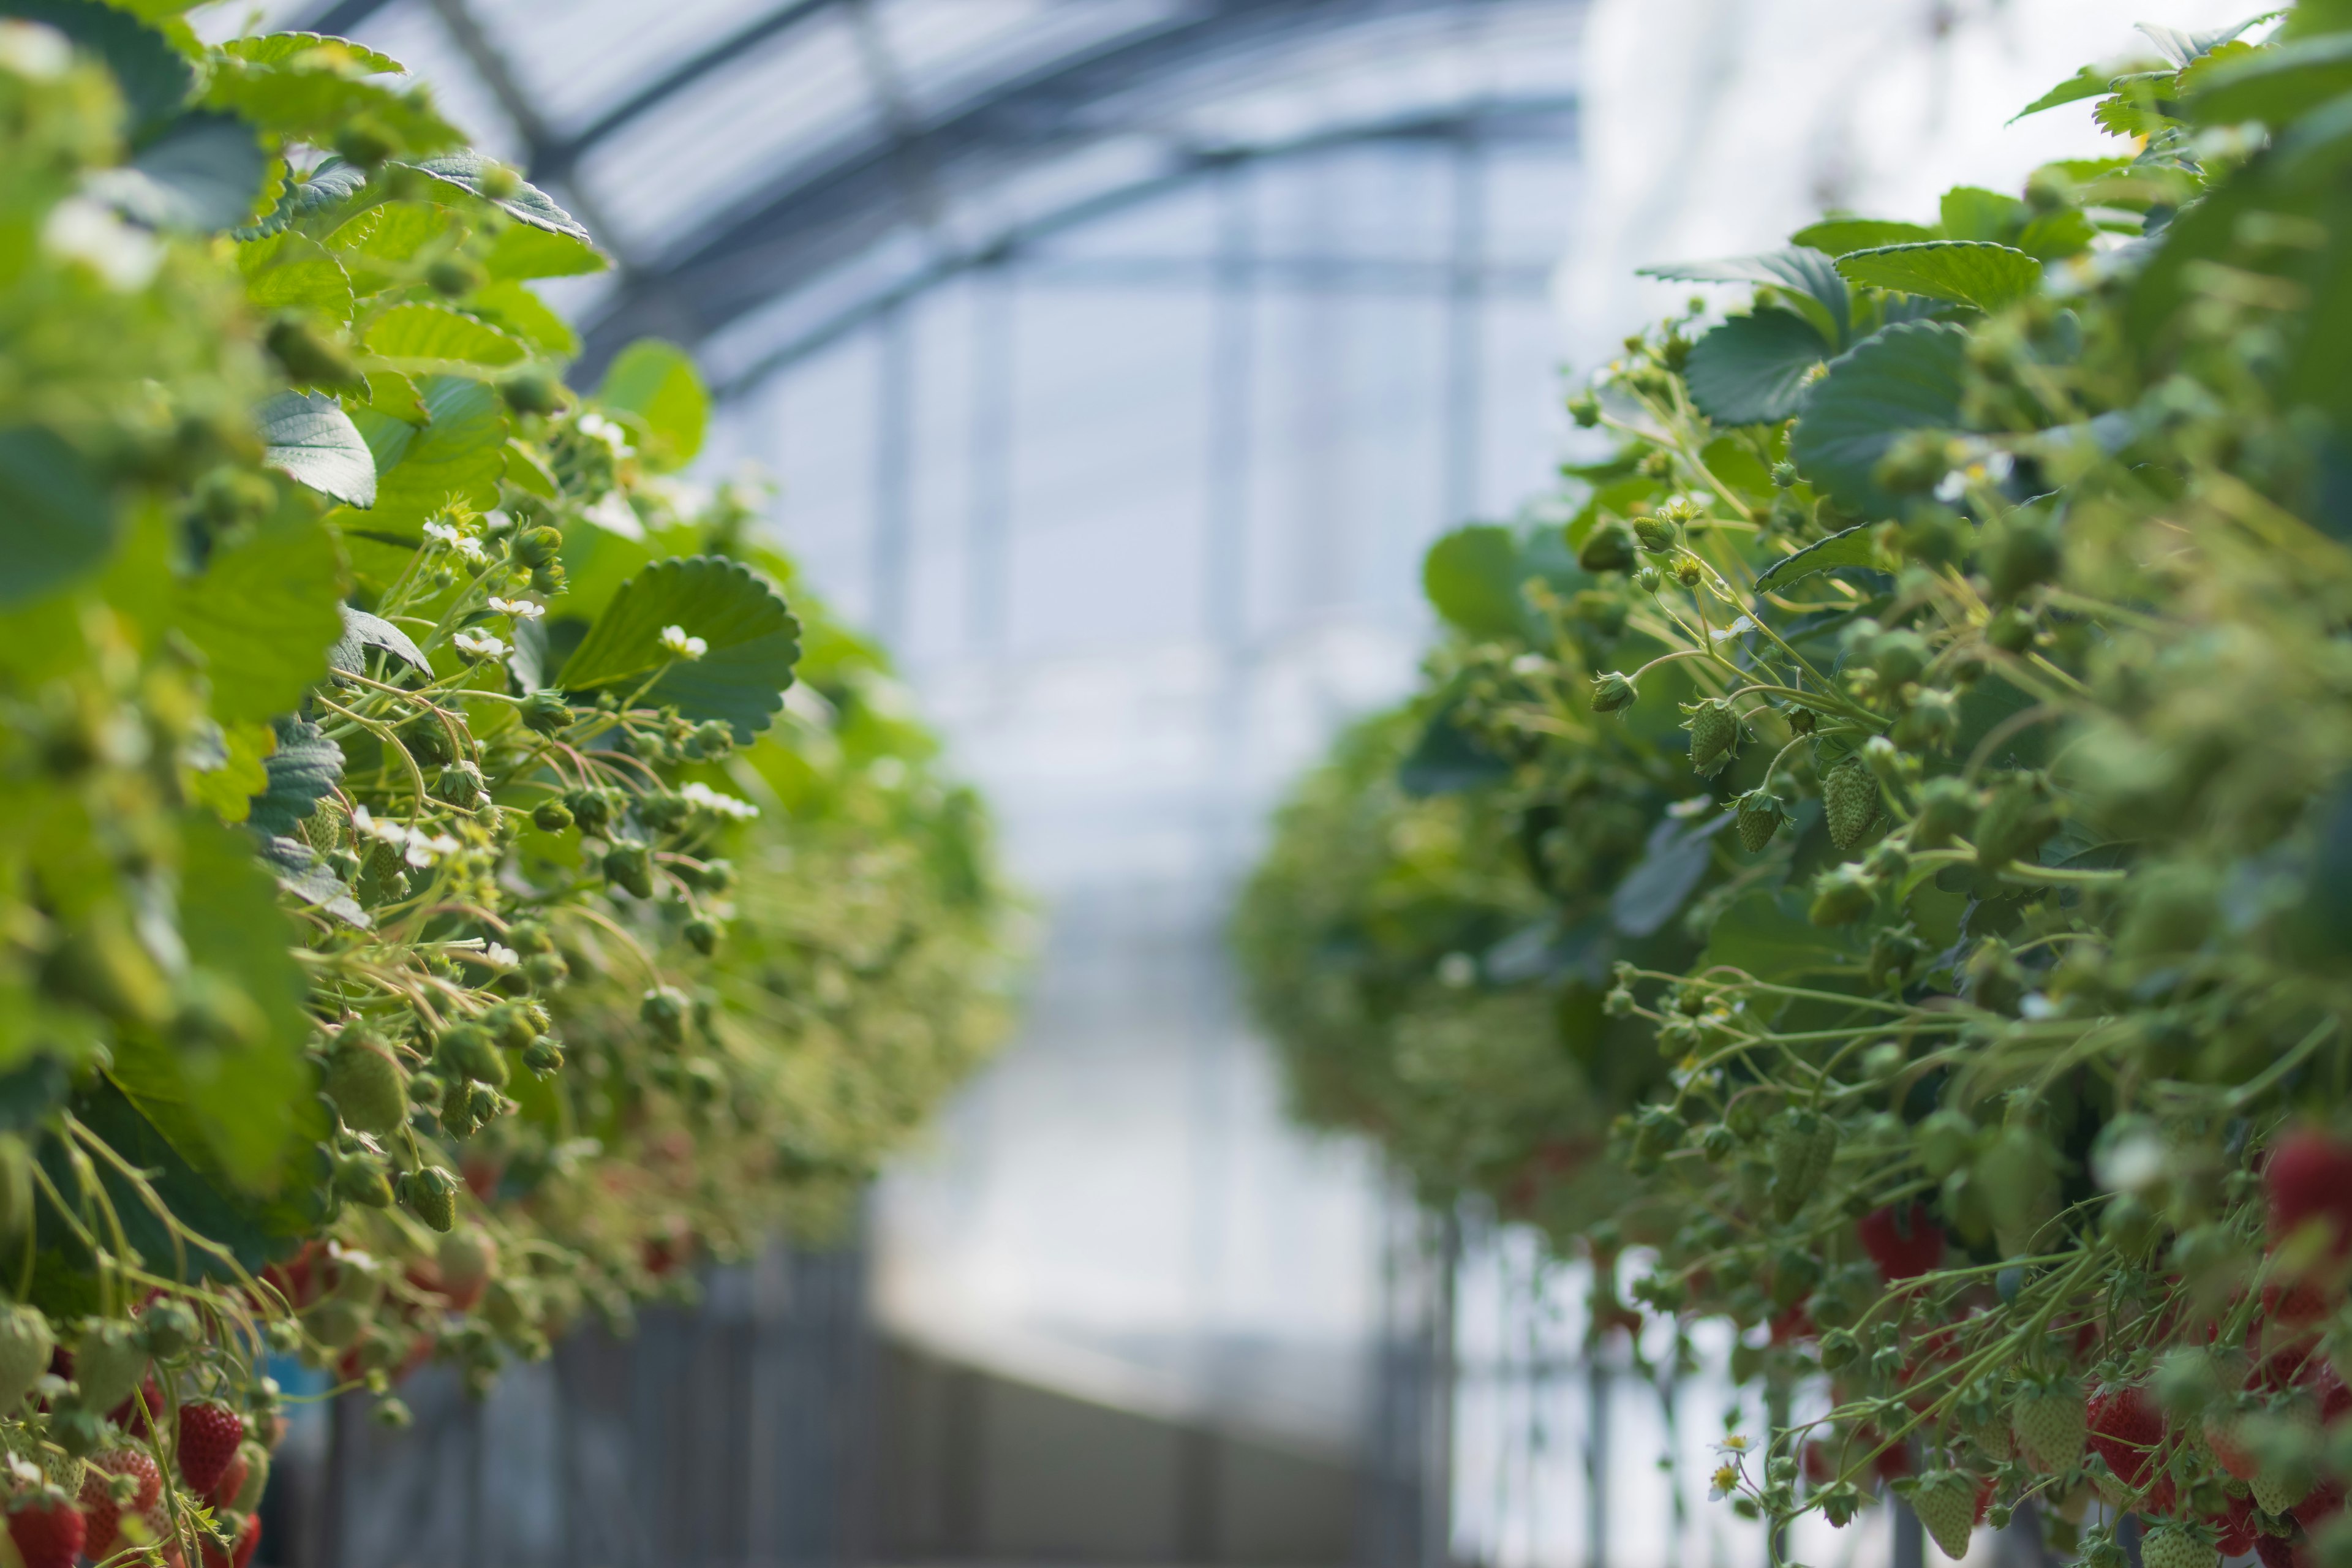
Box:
[0,6,1013,1566]
[1240,9,2352,1567]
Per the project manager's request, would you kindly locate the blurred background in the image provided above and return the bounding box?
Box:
[199,0,2248,1562]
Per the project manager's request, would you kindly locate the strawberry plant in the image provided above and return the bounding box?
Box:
[0,3,1011,1561]
[1242,7,2352,1564]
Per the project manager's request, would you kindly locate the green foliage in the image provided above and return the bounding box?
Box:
[0,9,1014,1553]
[1243,7,2352,1555]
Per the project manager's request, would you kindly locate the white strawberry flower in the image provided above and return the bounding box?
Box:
[658,624,707,660]
[678,780,758,821]
[488,597,545,620]
[453,628,506,660]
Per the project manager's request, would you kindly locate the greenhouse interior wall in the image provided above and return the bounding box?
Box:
[157,0,2280,1564]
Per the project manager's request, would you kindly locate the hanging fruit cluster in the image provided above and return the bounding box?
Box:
[1242,11,2352,1566]
[0,7,1012,1564]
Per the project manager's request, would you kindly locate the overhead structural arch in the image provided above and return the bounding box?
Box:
[293,0,1585,390]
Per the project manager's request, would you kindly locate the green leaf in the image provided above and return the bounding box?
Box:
[1753,524,1884,592]
[1702,886,1862,981]
[2011,59,2159,122]
[399,149,589,240]
[244,717,341,837]
[232,157,366,240]
[502,439,559,499]
[257,390,376,507]
[204,58,461,155]
[2189,31,2352,126]
[327,200,448,266]
[1938,186,2029,243]
[183,719,274,824]
[0,426,115,608]
[597,339,709,471]
[2014,209,2097,261]
[1788,218,1938,255]
[171,518,347,723]
[363,301,526,376]
[1836,242,2041,312]
[238,230,353,318]
[1642,248,1851,349]
[559,556,801,741]
[467,280,578,359]
[358,370,424,423]
[1683,308,1829,426]
[1611,813,1728,938]
[5,0,190,140]
[1397,699,1510,797]
[328,603,430,677]
[361,374,508,529]
[219,31,404,75]
[85,111,268,232]
[1789,320,1968,519]
[1422,525,1529,639]
[481,224,608,281]
[2136,15,2272,69]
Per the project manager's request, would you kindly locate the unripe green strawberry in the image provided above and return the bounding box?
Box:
[1911,1469,1985,1559]
[640,987,688,1045]
[1683,698,1740,777]
[1632,515,1675,553]
[1960,1403,2014,1463]
[331,1152,393,1207]
[2012,1377,2086,1473]
[516,526,564,568]
[1972,775,2057,869]
[1822,756,1878,851]
[265,316,356,384]
[603,839,654,899]
[398,1166,458,1232]
[1912,777,1978,850]
[1591,671,1638,713]
[426,257,484,297]
[684,916,720,956]
[0,1303,53,1410]
[1768,1107,1838,1221]
[1735,790,1784,853]
[396,712,454,767]
[72,1321,146,1414]
[519,690,570,736]
[230,1440,270,1512]
[1809,865,1875,927]
[532,798,573,832]
[502,368,560,415]
[323,1032,406,1134]
[1578,525,1633,573]
[2248,1400,2321,1513]
[521,1038,564,1077]
[1986,515,2060,603]
[2142,1523,2219,1568]
[434,1022,507,1089]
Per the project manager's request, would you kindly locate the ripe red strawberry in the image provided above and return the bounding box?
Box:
[198,1513,261,1568]
[177,1401,244,1496]
[1858,1204,1946,1281]
[7,1495,85,1568]
[2211,1491,2258,1556]
[2089,1381,2164,1491]
[80,1447,162,1558]
[110,1373,162,1436]
[208,1449,249,1511]
[2256,1533,2308,1568]
[2294,1479,2345,1529]
[2266,1131,2352,1256]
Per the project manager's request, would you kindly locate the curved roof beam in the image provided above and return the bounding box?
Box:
[704,93,1576,402]
[579,0,1526,363]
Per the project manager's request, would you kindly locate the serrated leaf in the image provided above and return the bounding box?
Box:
[1642,247,1851,349]
[1754,524,1883,592]
[400,149,589,240]
[204,58,461,156]
[1789,320,1968,519]
[360,369,424,423]
[363,301,526,376]
[1789,218,1937,255]
[1683,308,1829,426]
[1422,525,1528,639]
[183,719,274,824]
[1702,886,1861,981]
[2136,16,2270,69]
[6,0,190,140]
[0,426,115,608]
[2015,209,2097,261]
[328,200,448,264]
[358,374,507,530]
[238,230,353,318]
[2011,58,2160,123]
[171,518,347,723]
[502,438,558,499]
[328,603,430,676]
[559,556,801,741]
[220,31,403,75]
[481,224,607,281]
[1836,242,2041,313]
[597,339,708,470]
[257,390,376,507]
[232,157,366,240]
[260,839,368,929]
[1938,186,2029,243]
[244,716,342,836]
[1611,813,1728,938]
[2188,32,2352,126]
[85,111,268,232]
[468,280,578,358]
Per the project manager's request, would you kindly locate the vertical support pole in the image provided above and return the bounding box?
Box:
[1422,1208,1460,1568]
[1441,133,1487,528]
[1894,1499,1926,1568]
[872,302,914,650]
[967,263,1014,652]
[1204,161,1253,649]
[1586,1353,1610,1568]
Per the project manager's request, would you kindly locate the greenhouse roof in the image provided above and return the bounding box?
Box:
[246,0,1583,391]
